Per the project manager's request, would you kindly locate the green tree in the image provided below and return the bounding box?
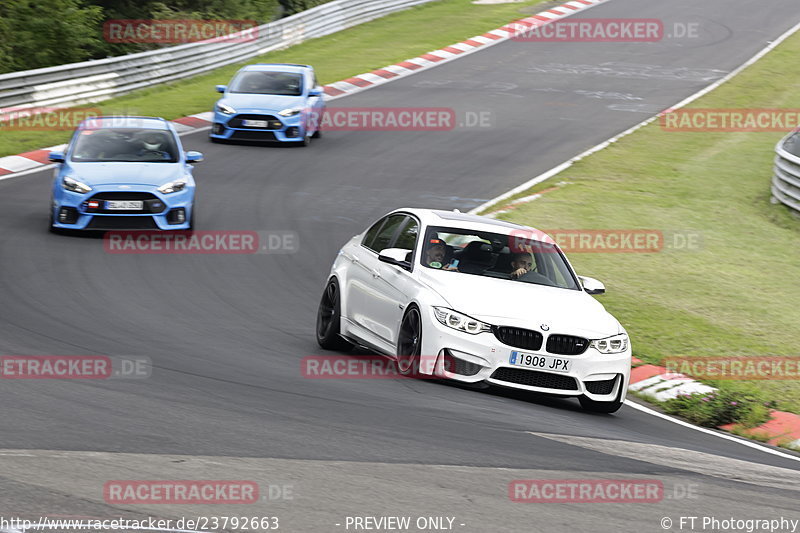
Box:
[0,0,105,73]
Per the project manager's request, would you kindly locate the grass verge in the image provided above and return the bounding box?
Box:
[0,0,546,157]
[497,28,800,415]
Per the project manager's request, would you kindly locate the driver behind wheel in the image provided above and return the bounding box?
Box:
[509,252,534,280]
[135,131,171,160]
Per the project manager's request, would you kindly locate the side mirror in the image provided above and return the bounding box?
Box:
[215,85,227,93]
[308,87,323,97]
[48,151,65,163]
[579,275,605,295]
[185,151,204,163]
[378,248,412,271]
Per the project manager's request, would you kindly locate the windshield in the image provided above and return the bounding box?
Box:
[70,128,179,163]
[229,71,303,96]
[420,226,581,290]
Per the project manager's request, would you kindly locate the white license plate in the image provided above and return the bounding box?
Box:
[106,200,143,210]
[509,351,571,373]
[242,119,269,128]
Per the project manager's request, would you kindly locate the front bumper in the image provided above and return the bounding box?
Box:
[51,183,194,231]
[209,109,311,143]
[421,308,631,402]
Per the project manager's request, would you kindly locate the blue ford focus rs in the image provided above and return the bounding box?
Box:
[210,63,325,146]
[49,116,202,232]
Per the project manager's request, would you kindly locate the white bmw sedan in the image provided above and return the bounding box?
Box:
[316,208,631,413]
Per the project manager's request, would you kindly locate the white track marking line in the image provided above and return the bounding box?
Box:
[624,400,800,463]
[469,19,800,460]
[470,19,800,215]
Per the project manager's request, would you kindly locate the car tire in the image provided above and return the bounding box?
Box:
[48,209,64,235]
[311,127,322,139]
[396,306,422,376]
[316,278,353,351]
[300,133,311,147]
[579,383,624,413]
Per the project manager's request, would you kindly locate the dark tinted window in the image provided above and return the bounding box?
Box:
[394,217,419,251]
[362,219,386,249]
[369,215,405,253]
[230,71,302,96]
[71,128,179,163]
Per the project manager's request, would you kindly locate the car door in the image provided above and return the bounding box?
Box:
[345,214,406,346]
[371,216,420,347]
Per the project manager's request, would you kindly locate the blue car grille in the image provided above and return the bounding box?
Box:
[229,114,283,130]
[84,192,165,214]
[86,216,159,230]
[230,130,278,142]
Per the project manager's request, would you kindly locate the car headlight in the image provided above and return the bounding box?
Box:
[62,176,92,194]
[216,103,236,115]
[278,107,303,117]
[158,178,189,194]
[433,307,492,335]
[591,334,629,354]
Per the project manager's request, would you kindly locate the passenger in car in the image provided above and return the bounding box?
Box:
[424,239,459,271]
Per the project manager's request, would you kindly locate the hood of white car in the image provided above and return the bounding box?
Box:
[419,270,621,339]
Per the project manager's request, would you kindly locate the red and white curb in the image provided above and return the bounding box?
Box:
[627,361,715,401]
[321,0,609,98]
[628,358,800,450]
[0,0,609,180]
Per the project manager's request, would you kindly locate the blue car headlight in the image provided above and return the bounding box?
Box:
[217,103,236,115]
[278,107,303,117]
[158,178,189,194]
[62,176,92,194]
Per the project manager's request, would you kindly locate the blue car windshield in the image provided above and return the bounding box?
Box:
[72,128,179,163]
[71,128,179,163]
[230,71,303,96]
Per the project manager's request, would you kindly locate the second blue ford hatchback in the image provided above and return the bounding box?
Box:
[49,116,202,232]
[210,63,325,146]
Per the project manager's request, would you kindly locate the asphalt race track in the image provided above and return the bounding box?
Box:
[1,0,800,531]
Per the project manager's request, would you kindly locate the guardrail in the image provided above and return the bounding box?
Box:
[0,0,434,114]
[772,131,800,214]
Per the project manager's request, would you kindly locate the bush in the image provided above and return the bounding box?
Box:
[279,0,336,16]
[662,389,774,428]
